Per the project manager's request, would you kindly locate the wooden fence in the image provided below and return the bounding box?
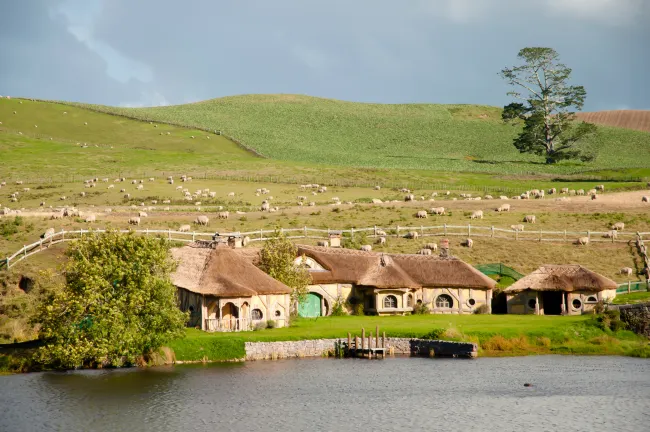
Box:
[2,225,650,271]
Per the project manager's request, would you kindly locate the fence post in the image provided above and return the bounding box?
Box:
[396,226,400,238]
[564,230,567,242]
[444,224,447,236]
[515,229,519,241]
[628,281,631,294]
[468,224,471,237]
[168,229,171,240]
[539,229,542,242]
[351,228,354,239]
[260,228,263,240]
[192,232,196,242]
[304,226,307,238]
[491,226,494,238]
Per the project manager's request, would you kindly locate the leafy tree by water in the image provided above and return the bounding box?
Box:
[500,47,597,164]
[34,231,187,369]
[258,231,311,311]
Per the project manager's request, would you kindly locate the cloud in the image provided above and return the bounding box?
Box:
[418,0,491,23]
[55,0,153,83]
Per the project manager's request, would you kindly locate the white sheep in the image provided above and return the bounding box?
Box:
[218,211,229,219]
[524,215,536,223]
[178,224,191,232]
[360,245,372,252]
[195,215,209,226]
[139,211,148,217]
[416,210,428,219]
[317,240,329,247]
[463,238,474,248]
[496,204,511,212]
[620,267,633,276]
[417,249,432,255]
[471,210,483,219]
[405,231,419,240]
[424,243,438,251]
[129,217,141,225]
[376,237,386,245]
[511,224,525,232]
[85,214,96,223]
[430,207,445,215]
[611,222,625,231]
[576,237,589,246]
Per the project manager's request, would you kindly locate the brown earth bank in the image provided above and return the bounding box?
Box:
[576,110,650,133]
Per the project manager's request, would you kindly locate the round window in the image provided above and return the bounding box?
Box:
[572,299,582,310]
[527,299,537,309]
[275,310,282,317]
[467,298,476,306]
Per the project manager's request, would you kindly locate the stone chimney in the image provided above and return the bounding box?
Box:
[439,238,450,258]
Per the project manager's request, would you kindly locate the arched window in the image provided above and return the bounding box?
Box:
[251,309,263,320]
[383,295,397,309]
[435,294,453,309]
[406,294,413,308]
[586,296,598,303]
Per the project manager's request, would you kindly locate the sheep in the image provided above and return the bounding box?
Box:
[60,196,66,201]
[308,202,316,206]
[561,188,569,194]
[548,188,557,195]
[603,230,618,239]
[611,222,625,231]
[162,200,171,204]
[108,184,114,189]
[40,201,45,207]
[416,210,428,219]
[195,215,209,226]
[376,237,387,245]
[576,189,585,196]
[120,188,126,193]
[360,245,372,252]
[588,189,597,195]
[85,214,96,223]
[228,192,235,197]
[596,185,605,192]
[463,238,474,248]
[404,194,415,202]
[50,213,63,220]
[376,230,387,236]
[178,224,191,232]
[405,231,420,240]
[42,228,55,239]
[131,180,138,185]
[137,184,144,190]
[372,199,383,204]
[496,204,511,212]
[643,196,649,203]
[148,177,155,182]
[105,208,112,213]
[511,224,525,232]
[424,243,438,251]
[430,207,445,215]
[124,193,131,199]
[620,267,633,276]
[218,211,230,219]
[139,211,148,217]
[317,240,329,248]
[242,236,251,247]
[129,217,141,225]
[484,195,493,200]
[417,249,433,255]
[261,202,270,211]
[80,192,86,197]
[591,194,598,200]
[535,190,545,199]
[374,185,381,191]
[576,237,589,246]
[524,215,536,224]
[470,210,483,220]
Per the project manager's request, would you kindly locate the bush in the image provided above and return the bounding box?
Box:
[353,303,365,316]
[266,320,276,329]
[330,296,347,316]
[596,309,627,332]
[0,216,23,238]
[253,321,267,331]
[412,302,430,315]
[473,304,490,314]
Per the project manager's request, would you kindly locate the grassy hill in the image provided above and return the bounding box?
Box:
[73,94,650,175]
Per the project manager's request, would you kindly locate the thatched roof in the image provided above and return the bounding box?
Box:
[171,244,292,297]
[503,265,618,293]
[296,245,496,289]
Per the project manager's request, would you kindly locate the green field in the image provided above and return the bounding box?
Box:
[73,94,650,175]
[166,315,650,362]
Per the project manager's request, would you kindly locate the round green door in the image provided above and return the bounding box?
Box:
[298,293,322,317]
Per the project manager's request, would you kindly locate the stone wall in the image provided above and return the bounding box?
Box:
[614,302,650,337]
[244,338,477,360]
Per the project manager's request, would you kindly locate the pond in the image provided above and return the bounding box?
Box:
[1,356,648,432]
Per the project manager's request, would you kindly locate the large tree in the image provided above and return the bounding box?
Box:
[258,231,311,312]
[34,231,187,369]
[500,47,597,164]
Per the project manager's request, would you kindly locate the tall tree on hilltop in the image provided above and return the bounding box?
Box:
[500,47,597,164]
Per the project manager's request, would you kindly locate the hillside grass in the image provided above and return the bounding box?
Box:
[166,315,650,361]
[73,94,650,175]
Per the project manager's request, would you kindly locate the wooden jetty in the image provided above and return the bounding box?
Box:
[346,326,387,359]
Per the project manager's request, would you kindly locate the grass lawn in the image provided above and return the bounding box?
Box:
[166,315,650,361]
[612,291,650,305]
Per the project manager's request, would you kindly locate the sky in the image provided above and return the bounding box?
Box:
[1,0,648,110]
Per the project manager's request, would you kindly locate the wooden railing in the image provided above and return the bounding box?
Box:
[2,226,649,271]
[203,318,287,332]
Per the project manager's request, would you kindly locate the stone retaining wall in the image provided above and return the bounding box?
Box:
[244,338,477,361]
[614,302,650,337]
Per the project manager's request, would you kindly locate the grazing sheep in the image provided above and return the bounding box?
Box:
[424,243,438,251]
[40,201,45,207]
[596,185,605,192]
[218,211,229,219]
[261,202,270,211]
[60,196,66,201]
[511,224,525,232]
[50,213,63,220]
[124,193,130,199]
[85,214,96,223]
[372,199,383,204]
[430,207,445,215]
[405,194,415,202]
[535,190,545,199]
[576,237,589,246]
[620,267,633,276]
[108,184,114,189]
[463,238,474,248]
[42,228,55,239]
[405,231,419,240]
[80,192,85,197]
[603,230,618,239]
[417,249,432,255]
[139,211,148,217]
[496,204,511,212]
[376,237,386,245]
[591,194,598,200]
[548,188,556,195]
[577,189,585,196]
[317,240,329,248]
[561,188,569,194]
[416,210,428,219]
[228,192,235,197]
[137,184,144,190]
[178,224,191,232]
[524,215,536,224]
[611,222,625,231]
[374,185,381,191]
[484,195,493,200]
[360,245,372,252]
[376,230,387,236]
[195,215,209,226]
[642,196,649,203]
[470,210,483,220]
[308,202,315,206]
[129,217,141,225]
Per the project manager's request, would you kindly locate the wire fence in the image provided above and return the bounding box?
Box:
[2,225,650,271]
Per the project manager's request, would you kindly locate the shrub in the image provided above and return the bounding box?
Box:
[330,296,347,316]
[253,321,267,331]
[412,302,430,315]
[535,336,551,348]
[422,328,446,339]
[0,216,23,238]
[266,320,276,329]
[353,303,364,316]
[473,304,490,314]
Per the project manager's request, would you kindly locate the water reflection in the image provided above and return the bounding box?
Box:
[1,356,648,432]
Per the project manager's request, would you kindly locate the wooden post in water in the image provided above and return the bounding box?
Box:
[361,328,366,350]
[375,326,379,349]
[348,332,351,351]
[382,331,386,349]
[368,332,372,358]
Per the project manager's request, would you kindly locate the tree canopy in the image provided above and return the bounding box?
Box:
[34,231,187,369]
[500,47,597,164]
[258,231,311,311]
